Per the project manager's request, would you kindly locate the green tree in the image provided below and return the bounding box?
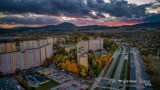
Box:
[89,70,94,78]
[0,72,4,78]
[43,59,49,67]
[15,68,22,75]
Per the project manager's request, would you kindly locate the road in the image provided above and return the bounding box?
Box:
[92,45,148,90]
[105,45,123,78]
[90,44,122,90]
[111,45,128,89]
[91,43,129,90]
[132,47,145,90]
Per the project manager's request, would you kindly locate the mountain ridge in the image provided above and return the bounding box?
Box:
[0,21,160,31]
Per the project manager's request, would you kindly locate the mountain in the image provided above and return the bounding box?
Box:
[133,21,160,28]
[0,22,108,31]
[0,22,77,31]
[0,21,160,32]
[79,25,108,30]
[56,22,76,28]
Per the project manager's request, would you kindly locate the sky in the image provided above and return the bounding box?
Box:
[0,0,160,28]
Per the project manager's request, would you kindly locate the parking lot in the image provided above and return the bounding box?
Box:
[51,80,88,90]
[37,68,89,90]
[23,72,50,87]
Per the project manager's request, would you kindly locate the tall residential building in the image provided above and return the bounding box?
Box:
[21,48,41,70]
[0,37,54,75]
[77,38,103,52]
[77,41,89,52]
[47,37,54,45]
[38,39,48,47]
[0,43,16,53]
[0,52,21,74]
[53,37,58,44]
[20,40,38,51]
[45,44,53,58]
[39,46,46,65]
[77,50,88,69]
[89,38,103,51]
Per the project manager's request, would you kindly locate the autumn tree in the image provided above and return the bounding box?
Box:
[43,59,49,67]
[89,70,94,78]
[80,67,87,77]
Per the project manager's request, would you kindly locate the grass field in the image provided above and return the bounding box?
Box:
[110,53,122,78]
[120,60,127,80]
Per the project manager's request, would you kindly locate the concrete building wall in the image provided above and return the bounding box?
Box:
[40,47,46,65]
[77,52,88,69]
[32,49,41,67]
[0,54,7,74]
[77,41,89,52]
[0,43,16,53]
[77,38,103,52]
[53,37,58,44]
[0,38,54,75]
[20,41,39,51]
[45,44,53,58]
[47,37,54,45]
[38,39,48,47]
[0,52,21,74]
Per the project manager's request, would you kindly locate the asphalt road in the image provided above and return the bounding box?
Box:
[132,47,145,90]
[90,44,122,90]
[91,44,131,90]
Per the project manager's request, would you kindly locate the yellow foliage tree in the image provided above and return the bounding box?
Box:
[80,68,87,77]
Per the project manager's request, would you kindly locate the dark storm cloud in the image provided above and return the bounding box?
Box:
[0,0,92,18]
[144,14,160,22]
[0,0,152,18]
[0,15,59,25]
[87,0,151,18]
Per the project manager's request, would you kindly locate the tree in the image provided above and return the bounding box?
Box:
[92,60,97,69]
[43,59,49,67]
[0,72,4,78]
[80,67,87,77]
[89,70,94,78]
[15,68,22,75]
[70,63,78,74]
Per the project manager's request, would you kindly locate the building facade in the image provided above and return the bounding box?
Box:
[0,37,54,75]
[0,43,16,53]
[77,50,88,69]
[77,38,103,52]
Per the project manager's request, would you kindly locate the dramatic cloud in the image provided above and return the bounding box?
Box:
[0,13,60,25]
[144,14,160,22]
[0,0,158,28]
[0,0,153,18]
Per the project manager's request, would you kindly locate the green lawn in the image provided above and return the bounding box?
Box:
[120,60,127,80]
[121,45,124,51]
[110,53,122,78]
[35,80,60,90]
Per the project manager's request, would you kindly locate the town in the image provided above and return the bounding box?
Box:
[0,30,159,90]
[0,0,160,90]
